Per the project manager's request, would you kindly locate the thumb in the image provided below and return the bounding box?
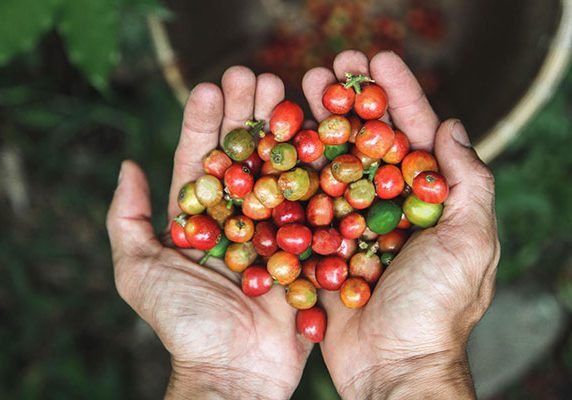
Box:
[434,119,496,228]
[106,160,162,266]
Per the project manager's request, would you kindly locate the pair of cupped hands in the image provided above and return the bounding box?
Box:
[106,51,500,399]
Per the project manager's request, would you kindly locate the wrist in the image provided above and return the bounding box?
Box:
[340,350,475,400]
[165,358,294,400]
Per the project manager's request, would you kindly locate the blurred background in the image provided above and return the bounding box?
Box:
[1,0,572,398]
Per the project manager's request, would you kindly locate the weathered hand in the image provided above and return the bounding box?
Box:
[302,50,500,399]
[106,68,311,399]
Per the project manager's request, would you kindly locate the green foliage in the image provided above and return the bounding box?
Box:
[492,68,572,282]
[57,0,120,92]
[559,279,572,312]
[292,348,339,399]
[0,84,180,399]
[0,0,165,92]
[0,2,177,397]
[0,0,59,65]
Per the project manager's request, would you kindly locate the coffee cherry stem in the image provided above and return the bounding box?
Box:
[173,214,187,227]
[343,73,375,94]
[271,151,283,164]
[224,197,243,209]
[224,192,243,209]
[365,162,380,181]
[199,253,210,265]
[358,240,380,257]
[366,242,380,257]
[246,119,267,137]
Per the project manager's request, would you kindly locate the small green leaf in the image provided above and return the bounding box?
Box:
[57,0,120,93]
[0,0,58,66]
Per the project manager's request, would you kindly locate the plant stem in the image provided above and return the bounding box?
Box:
[344,73,375,94]
[246,119,266,137]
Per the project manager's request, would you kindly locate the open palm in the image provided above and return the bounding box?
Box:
[301,51,500,398]
[106,68,311,399]
[107,50,500,399]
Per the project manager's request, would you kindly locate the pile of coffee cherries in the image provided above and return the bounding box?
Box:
[171,74,449,343]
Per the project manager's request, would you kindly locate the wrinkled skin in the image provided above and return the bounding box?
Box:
[302,50,499,399]
[108,51,500,399]
[107,68,311,399]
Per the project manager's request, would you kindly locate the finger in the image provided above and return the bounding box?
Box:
[318,289,360,334]
[434,119,496,229]
[168,83,224,219]
[220,65,256,142]
[302,67,337,121]
[107,161,162,265]
[254,73,285,125]
[370,51,439,151]
[332,50,390,125]
[332,49,370,81]
[257,286,315,354]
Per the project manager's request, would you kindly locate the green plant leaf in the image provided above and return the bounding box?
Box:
[57,0,120,93]
[0,0,58,66]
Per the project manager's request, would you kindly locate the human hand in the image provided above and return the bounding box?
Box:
[106,68,312,399]
[302,50,500,399]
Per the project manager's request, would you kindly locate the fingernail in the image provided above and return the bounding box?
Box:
[118,162,125,184]
[451,120,471,147]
